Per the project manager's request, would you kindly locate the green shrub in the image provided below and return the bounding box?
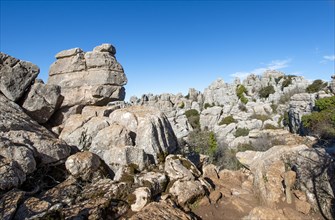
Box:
[236,85,248,104]
[251,114,271,122]
[178,101,185,109]
[236,85,247,97]
[306,79,327,93]
[219,115,236,125]
[185,109,200,130]
[259,85,275,98]
[315,96,335,111]
[234,128,250,137]
[240,95,248,104]
[204,103,214,109]
[263,124,279,130]
[302,109,335,139]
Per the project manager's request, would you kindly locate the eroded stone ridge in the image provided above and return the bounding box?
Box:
[48,43,127,107]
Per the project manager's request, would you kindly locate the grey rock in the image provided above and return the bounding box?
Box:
[0,190,25,220]
[169,179,205,206]
[0,52,39,101]
[0,156,26,190]
[103,146,149,172]
[109,106,178,163]
[0,143,36,174]
[55,48,83,59]
[135,171,168,196]
[65,151,107,181]
[288,93,315,134]
[0,94,71,166]
[48,44,127,108]
[59,114,111,150]
[90,123,134,158]
[21,80,62,123]
[131,187,152,212]
[164,154,201,181]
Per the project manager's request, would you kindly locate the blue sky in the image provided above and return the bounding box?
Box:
[1,0,334,100]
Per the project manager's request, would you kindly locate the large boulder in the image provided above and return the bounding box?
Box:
[0,53,39,102]
[48,44,127,108]
[0,94,71,178]
[109,106,178,163]
[288,93,315,134]
[129,201,193,220]
[21,80,62,123]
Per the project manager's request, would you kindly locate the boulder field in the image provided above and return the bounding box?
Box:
[0,44,334,219]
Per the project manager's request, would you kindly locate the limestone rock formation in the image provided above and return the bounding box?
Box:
[48,43,127,108]
[0,53,39,102]
[288,93,315,134]
[0,94,70,165]
[109,106,178,163]
[330,75,335,94]
[21,80,62,123]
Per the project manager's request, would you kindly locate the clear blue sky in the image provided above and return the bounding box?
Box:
[1,0,334,100]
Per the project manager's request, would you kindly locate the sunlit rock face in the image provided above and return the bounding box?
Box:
[48,43,127,108]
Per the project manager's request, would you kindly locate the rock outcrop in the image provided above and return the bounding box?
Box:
[288,93,315,134]
[48,44,127,109]
[0,53,39,102]
[21,80,62,123]
[0,93,70,189]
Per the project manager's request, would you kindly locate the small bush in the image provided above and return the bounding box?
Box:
[204,103,214,109]
[240,95,248,104]
[302,109,335,139]
[306,79,328,93]
[251,114,271,122]
[236,85,247,97]
[178,102,185,109]
[315,96,335,111]
[263,124,279,130]
[234,128,250,137]
[185,109,200,130]
[236,85,248,104]
[259,85,275,98]
[219,115,236,125]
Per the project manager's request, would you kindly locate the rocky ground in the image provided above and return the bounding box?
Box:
[0,44,334,220]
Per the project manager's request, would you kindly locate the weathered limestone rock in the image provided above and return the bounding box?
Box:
[21,80,62,123]
[129,201,192,220]
[90,123,134,158]
[65,151,108,181]
[236,145,308,207]
[202,164,219,180]
[203,78,238,106]
[59,114,111,150]
[130,187,151,212]
[103,146,149,172]
[0,190,25,220]
[0,144,36,174]
[109,106,178,163]
[0,52,39,102]
[0,156,26,190]
[200,106,222,130]
[164,154,201,181]
[169,179,205,206]
[48,44,127,108]
[14,177,131,219]
[135,171,168,196]
[288,93,315,134]
[0,94,70,166]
